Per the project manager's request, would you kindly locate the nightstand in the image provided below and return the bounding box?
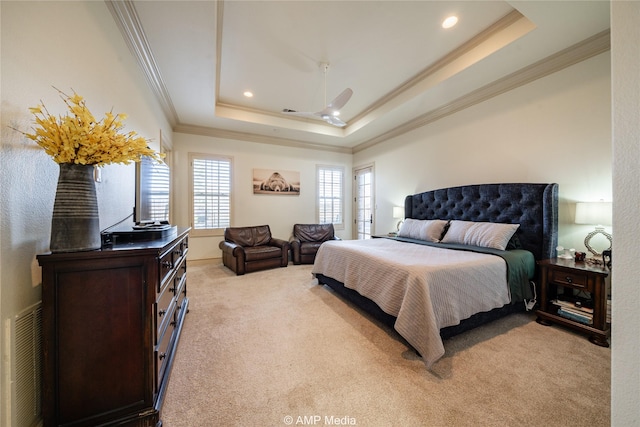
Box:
[536,258,610,347]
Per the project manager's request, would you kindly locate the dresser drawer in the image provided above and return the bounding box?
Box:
[155,286,176,344]
[174,260,187,286]
[173,237,188,263]
[175,275,187,318]
[159,237,188,292]
[550,269,591,291]
[159,249,175,291]
[175,294,187,324]
[180,236,189,255]
[155,317,176,391]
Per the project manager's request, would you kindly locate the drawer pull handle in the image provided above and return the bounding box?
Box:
[565,276,573,283]
[159,309,166,317]
[162,261,173,269]
[159,352,166,360]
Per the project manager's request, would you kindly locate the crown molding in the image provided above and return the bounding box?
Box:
[346,9,533,135]
[352,29,611,154]
[173,124,353,154]
[106,0,178,126]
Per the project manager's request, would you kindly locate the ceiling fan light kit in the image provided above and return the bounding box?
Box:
[282,62,353,127]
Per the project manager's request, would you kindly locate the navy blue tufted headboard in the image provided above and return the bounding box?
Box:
[404,183,558,260]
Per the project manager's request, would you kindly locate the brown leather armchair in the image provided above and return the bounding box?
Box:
[290,223,340,265]
[219,225,289,275]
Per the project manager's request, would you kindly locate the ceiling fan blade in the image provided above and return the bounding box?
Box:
[281,109,318,119]
[282,85,352,128]
[282,65,351,128]
[325,88,353,111]
[282,109,346,127]
[322,114,347,127]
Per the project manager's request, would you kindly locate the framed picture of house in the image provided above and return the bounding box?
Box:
[253,169,300,195]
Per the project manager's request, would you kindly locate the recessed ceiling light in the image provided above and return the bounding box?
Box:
[243,91,254,98]
[442,16,458,29]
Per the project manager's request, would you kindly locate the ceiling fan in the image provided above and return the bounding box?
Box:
[282,63,353,127]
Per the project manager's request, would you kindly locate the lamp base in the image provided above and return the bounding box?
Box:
[584,227,612,257]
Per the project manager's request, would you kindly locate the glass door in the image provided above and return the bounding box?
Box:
[354,165,374,239]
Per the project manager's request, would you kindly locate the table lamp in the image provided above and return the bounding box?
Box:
[393,206,404,232]
[575,201,612,257]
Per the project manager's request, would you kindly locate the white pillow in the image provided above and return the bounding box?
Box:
[398,219,448,242]
[397,218,422,240]
[440,220,519,250]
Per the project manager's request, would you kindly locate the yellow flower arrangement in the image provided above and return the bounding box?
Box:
[15,88,163,166]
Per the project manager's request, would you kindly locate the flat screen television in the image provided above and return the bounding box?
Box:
[134,156,170,225]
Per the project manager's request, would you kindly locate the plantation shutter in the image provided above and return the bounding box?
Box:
[192,156,231,230]
[317,166,344,225]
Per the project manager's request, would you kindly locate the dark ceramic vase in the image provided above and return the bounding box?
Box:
[50,163,100,253]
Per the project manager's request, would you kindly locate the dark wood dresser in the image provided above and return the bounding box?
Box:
[37,227,190,427]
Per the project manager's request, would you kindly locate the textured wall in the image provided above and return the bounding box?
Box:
[611,2,640,425]
[0,2,170,420]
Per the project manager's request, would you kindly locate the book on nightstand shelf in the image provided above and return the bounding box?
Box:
[552,299,594,325]
[557,308,593,325]
[552,299,594,314]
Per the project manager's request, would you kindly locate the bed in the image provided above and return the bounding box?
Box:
[312,183,558,368]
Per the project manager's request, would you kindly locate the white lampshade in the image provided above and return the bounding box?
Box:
[575,202,612,226]
[393,206,404,219]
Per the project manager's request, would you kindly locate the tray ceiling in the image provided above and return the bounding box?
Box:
[109,1,610,152]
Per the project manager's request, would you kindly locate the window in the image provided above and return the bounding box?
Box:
[317,165,344,228]
[190,154,232,236]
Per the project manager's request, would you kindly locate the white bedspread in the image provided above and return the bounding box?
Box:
[311,238,510,368]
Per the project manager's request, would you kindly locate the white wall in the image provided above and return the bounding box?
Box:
[172,133,353,260]
[611,2,640,425]
[3,0,635,424]
[354,52,612,254]
[0,2,170,420]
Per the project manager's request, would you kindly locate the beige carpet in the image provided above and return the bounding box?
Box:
[161,261,610,427]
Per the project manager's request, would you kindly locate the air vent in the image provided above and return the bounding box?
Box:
[5,302,42,427]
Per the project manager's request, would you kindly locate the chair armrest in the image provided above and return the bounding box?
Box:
[269,237,290,267]
[219,240,244,257]
[288,237,301,264]
[269,237,289,250]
